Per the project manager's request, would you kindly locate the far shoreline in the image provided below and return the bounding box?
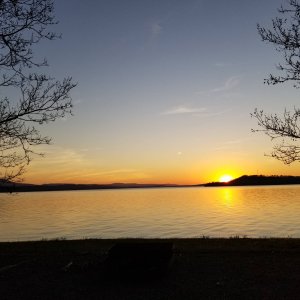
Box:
[2,175,300,193]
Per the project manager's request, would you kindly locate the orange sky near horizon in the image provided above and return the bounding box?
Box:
[23,140,300,185]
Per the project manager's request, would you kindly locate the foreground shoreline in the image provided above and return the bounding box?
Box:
[1,238,300,299]
[2,236,300,247]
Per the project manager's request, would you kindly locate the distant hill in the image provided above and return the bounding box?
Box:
[0,182,184,193]
[204,175,300,187]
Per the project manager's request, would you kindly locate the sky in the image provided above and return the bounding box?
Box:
[22,0,300,184]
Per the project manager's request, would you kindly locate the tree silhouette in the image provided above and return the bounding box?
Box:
[0,0,76,182]
[252,0,300,164]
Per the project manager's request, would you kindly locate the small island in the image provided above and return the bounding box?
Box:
[204,175,300,186]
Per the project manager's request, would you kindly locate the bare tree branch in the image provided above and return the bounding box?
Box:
[253,0,300,164]
[0,0,76,182]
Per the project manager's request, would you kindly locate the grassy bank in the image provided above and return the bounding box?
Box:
[1,238,300,299]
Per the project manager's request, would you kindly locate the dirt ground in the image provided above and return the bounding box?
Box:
[1,238,300,299]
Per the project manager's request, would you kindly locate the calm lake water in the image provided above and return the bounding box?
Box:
[1,185,300,241]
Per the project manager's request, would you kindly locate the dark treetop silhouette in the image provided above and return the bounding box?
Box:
[0,0,76,182]
[253,0,300,164]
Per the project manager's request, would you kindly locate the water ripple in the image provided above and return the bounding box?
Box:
[1,186,300,241]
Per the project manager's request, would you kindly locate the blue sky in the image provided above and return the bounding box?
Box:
[26,0,300,184]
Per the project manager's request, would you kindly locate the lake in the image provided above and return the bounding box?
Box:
[1,185,300,241]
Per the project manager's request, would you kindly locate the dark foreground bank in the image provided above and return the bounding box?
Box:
[1,238,300,299]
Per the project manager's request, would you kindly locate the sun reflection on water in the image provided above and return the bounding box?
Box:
[219,188,234,208]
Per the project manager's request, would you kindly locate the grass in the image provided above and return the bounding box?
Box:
[1,238,300,299]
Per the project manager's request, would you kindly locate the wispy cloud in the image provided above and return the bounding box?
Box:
[193,109,232,118]
[28,145,151,183]
[95,169,151,181]
[66,169,141,179]
[212,76,240,93]
[223,139,243,145]
[99,169,138,176]
[213,138,249,152]
[151,21,162,37]
[144,20,163,47]
[78,147,103,153]
[197,75,241,96]
[162,105,206,115]
[31,145,86,166]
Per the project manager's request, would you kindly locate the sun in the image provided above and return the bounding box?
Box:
[219,174,233,183]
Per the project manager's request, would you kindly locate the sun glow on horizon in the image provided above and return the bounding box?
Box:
[219,174,234,183]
